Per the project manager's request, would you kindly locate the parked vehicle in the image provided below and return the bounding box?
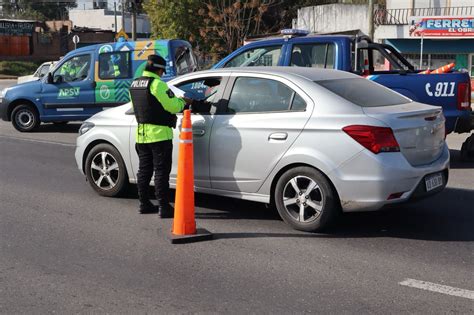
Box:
[75,68,449,232]
[17,61,57,84]
[0,39,197,132]
[213,30,472,135]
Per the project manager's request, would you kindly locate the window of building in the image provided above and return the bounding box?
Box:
[99,52,131,80]
[227,77,306,113]
[224,46,282,68]
[290,43,335,69]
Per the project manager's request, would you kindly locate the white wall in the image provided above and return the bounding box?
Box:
[296,4,369,35]
[69,9,150,34]
[387,0,474,9]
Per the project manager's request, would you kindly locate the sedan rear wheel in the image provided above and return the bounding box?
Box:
[275,166,339,232]
[85,143,128,197]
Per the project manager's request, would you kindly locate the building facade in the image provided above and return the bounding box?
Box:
[295,0,474,85]
[69,8,151,38]
[375,0,474,74]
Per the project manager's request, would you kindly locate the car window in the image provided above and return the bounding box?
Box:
[99,52,131,79]
[227,77,305,113]
[34,64,50,77]
[38,64,50,77]
[224,46,282,68]
[175,77,223,113]
[317,78,411,107]
[175,46,196,75]
[55,55,91,83]
[291,93,306,111]
[291,43,335,69]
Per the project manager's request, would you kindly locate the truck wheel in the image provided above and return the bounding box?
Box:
[274,166,340,232]
[11,104,40,132]
[85,143,128,197]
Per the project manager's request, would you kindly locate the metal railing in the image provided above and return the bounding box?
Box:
[375,6,474,25]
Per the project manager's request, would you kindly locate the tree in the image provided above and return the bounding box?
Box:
[0,0,77,20]
[198,0,283,59]
[143,0,201,41]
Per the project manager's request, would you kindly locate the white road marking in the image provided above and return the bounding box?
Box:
[399,278,474,300]
[0,135,75,147]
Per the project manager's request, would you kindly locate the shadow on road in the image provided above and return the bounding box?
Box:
[195,187,474,242]
[121,183,473,242]
[34,123,81,133]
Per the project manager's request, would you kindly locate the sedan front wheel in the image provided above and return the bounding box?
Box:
[85,143,128,197]
[274,166,340,232]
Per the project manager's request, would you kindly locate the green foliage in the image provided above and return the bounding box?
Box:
[144,0,202,41]
[0,61,42,76]
[0,0,77,20]
[143,0,377,63]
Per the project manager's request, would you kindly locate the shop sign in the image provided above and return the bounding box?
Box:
[409,16,474,37]
[0,20,35,36]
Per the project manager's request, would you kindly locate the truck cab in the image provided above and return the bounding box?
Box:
[0,39,197,132]
[213,30,472,135]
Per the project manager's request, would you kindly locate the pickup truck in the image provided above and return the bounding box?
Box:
[213,30,472,135]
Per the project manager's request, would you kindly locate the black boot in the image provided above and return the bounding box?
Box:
[158,204,174,218]
[139,201,158,214]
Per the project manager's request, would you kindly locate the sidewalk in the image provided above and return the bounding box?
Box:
[0,74,18,80]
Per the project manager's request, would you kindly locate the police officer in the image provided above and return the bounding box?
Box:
[129,55,190,217]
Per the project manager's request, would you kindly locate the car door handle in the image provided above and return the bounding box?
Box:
[268,132,288,141]
[193,129,205,136]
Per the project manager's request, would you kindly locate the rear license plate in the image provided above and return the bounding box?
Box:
[425,173,443,192]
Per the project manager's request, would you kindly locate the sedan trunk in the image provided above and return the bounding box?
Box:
[363,102,446,166]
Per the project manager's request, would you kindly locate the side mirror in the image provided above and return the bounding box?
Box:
[47,72,53,84]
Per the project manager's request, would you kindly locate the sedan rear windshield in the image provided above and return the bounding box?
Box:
[316,78,411,107]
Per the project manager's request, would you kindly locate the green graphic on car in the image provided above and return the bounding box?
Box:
[58,87,80,99]
[95,41,169,104]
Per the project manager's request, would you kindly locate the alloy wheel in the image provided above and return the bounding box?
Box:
[90,151,120,190]
[282,175,325,223]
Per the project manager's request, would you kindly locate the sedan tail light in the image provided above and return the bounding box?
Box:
[457,82,471,110]
[343,125,400,154]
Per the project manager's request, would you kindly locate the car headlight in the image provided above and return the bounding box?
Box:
[79,122,95,135]
[0,87,9,100]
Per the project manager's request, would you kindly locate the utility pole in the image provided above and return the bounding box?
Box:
[131,0,137,41]
[121,0,125,32]
[114,1,118,34]
[368,0,374,41]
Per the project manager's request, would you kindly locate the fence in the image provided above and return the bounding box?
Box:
[375,6,474,25]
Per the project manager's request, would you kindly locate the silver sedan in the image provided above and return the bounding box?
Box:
[75,67,449,232]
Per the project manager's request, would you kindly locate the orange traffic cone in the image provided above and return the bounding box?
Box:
[362,59,369,77]
[170,109,212,244]
[430,63,455,74]
[419,69,431,74]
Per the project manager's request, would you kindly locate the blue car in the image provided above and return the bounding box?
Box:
[0,39,197,132]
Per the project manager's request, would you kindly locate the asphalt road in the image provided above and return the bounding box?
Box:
[1,79,473,313]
